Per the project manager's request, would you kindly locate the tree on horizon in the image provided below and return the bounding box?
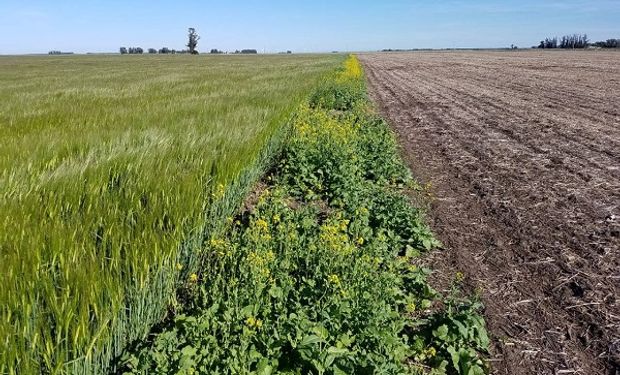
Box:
[187,28,200,55]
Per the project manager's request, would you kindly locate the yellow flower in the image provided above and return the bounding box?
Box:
[176,263,183,271]
[247,251,262,266]
[455,272,464,282]
[255,218,268,231]
[406,302,417,313]
[211,183,226,199]
[210,238,225,248]
[340,55,363,79]
[327,274,341,286]
[245,316,263,329]
[273,214,281,224]
[426,347,437,358]
[189,273,198,283]
[356,237,364,245]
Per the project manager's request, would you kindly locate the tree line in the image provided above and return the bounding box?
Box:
[48,50,74,55]
[120,47,261,55]
[119,28,262,55]
[538,34,620,49]
[592,39,620,48]
[120,28,201,55]
[120,47,195,55]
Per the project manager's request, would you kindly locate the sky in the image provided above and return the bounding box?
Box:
[1,0,619,54]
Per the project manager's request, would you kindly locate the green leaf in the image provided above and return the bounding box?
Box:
[249,349,262,361]
[433,324,449,341]
[468,364,486,375]
[240,305,255,317]
[421,299,432,309]
[473,316,490,349]
[404,245,418,258]
[180,345,197,357]
[300,335,322,347]
[454,320,469,339]
[268,286,283,299]
[311,359,325,373]
[312,324,329,340]
[337,333,354,348]
[327,346,348,356]
[256,358,273,375]
[447,346,460,371]
[324,354,336,368]
[179,345,197,370]
[422,238,433,250]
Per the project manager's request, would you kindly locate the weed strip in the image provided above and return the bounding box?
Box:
[118,56,489,375]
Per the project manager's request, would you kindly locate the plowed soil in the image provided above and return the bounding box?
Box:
[359,51,620,374]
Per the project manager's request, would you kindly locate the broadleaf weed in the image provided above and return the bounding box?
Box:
[119,56,489,374]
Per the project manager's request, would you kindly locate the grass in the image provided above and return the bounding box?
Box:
[118,56,489,375]
[0,54,342,374]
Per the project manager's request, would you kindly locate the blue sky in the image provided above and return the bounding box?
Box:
[1,0,619,54]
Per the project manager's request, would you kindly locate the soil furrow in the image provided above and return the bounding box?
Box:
[359,51,620,375]
[396,68,620,167]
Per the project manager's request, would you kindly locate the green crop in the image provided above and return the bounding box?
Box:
[0,54,341,374]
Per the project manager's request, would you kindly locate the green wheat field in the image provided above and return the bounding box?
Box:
[0,54,341,373]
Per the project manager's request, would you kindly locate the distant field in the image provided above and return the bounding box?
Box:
[0,54,341,373]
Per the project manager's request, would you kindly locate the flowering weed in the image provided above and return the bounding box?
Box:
[119,56,488,375]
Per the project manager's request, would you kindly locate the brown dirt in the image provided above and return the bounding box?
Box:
[359,51,620,375]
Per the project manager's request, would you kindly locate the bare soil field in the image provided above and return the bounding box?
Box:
[360,51,620,374]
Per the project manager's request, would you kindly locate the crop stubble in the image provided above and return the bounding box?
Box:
[359,51,620,374]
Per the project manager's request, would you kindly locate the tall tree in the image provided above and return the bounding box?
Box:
[187,28,200,55]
